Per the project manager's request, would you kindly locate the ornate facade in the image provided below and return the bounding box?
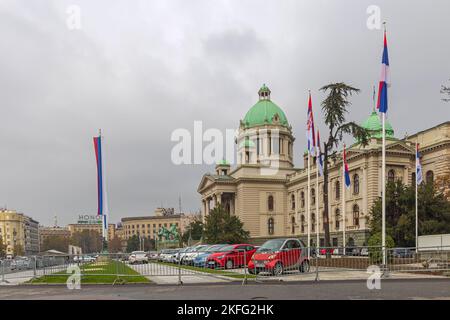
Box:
[198,86,450,246]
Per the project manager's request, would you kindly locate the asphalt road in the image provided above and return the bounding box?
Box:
[1,279,449,300]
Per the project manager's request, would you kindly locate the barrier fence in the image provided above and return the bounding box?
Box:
[1,245,449,285]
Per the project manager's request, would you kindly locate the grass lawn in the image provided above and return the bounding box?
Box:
[154,261,256,279]
[28,260,150,284]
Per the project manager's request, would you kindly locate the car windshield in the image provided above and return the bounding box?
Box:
[207,244,226,252]
[218,245,235,252]
[198,246,211,252]
[257,239,285,253]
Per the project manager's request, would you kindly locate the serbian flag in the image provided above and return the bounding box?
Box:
[306,93,316,156]
[317,130,323,177]
[93,134,109,219]
[343,145,351,188]
[416,144,423,185]
[377,30,390,113]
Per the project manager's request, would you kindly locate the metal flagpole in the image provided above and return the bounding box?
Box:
[382,113,386,265]
[316,158,320,252]
[342,154,346,255]
[307,153,311,258]
[415,142,418,253]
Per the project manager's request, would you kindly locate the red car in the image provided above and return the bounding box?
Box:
[248,238,309,275]
[206,244,256,269]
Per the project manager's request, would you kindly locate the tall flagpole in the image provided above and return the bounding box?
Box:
[307,152,311,258]
[316,157,320,251]
[382,112,386,265]
[342,152,346,255]
[415,142,418,253]
[381,22,387,267]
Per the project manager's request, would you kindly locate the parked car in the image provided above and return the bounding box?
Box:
[319,248,334,255]
[146,251,158,260]
[193,244,227,267]
[129,251,149,264]
[248,238,309,275]
[183,245,209,265]
[360,248,369,256]
[167,249,181,263]
[392,248,414,258]
[73,255,96,263]
[206,244,256,269]
[175,247,190,264]
[10,257,32,270]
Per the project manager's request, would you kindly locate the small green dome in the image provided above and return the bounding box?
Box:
[242,85,289,128]
[239,139,256,149]
[362,111,394,138]
[216,159,230,166]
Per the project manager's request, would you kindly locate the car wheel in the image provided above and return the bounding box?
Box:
[300,260,310,273]
[273,262,283,276]
[225,260,234,269]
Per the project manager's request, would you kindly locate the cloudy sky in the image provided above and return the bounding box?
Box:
[0,0,449,226]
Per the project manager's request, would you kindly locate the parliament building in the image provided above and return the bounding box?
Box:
[198,85,450,246]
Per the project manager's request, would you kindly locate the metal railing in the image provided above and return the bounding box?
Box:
[0,245,449,285]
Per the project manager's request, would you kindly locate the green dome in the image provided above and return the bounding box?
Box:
[361,111,394,138]
[242,85,289,128]
[239,139,256,149]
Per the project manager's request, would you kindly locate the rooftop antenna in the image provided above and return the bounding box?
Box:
[54,215,58,227]
[178,195,182,214]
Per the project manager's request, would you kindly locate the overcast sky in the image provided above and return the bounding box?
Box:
[0,0,449,226]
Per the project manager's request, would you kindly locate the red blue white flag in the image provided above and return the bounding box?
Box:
[93,134,108,218]
[306,93,316,156]
[416,144,423,185]
[343,145,351,188]
[377,30,390,114]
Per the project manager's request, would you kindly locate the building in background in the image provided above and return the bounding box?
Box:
[198,86,450,246]
[0,209,40,256]
[120,208,197,241]
[38,225,71,249]
[67,214,115,240]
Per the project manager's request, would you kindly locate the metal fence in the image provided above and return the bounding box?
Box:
[1,245,449,285]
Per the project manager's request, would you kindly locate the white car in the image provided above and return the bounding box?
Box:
[129,251,149,264]
[74,255,96,263]
[182,245,209,265]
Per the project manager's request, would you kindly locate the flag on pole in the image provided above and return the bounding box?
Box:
[343,145,351,188]
[377,30,390,113]
[416,144,423,185]
[317,130,323,177]
[93,133,109,239]
[306,93,316,156]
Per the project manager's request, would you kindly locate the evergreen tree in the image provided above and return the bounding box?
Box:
[203,205,250,244]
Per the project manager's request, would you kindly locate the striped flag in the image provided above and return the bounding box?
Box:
[343,145,351,188]
[416,144,423,185]
[317,130,323,177]
[306,93,316,156]
[377,30,390,113]
[93,133,109,239]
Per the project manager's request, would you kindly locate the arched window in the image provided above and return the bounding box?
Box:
[388,169,395,183]
[291,194,295,210]
[301,215,305,233]
[426,170,434,184]
[353,174,360,195]
[353,204,360,227]
[301,191,305,208]
[335,209,340,230]
[268,195,274,211]
[268,218,274,235]
[311,212,316,231]
[291,216,295,234]
[335,181,340,200]
[311,188,316,205]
